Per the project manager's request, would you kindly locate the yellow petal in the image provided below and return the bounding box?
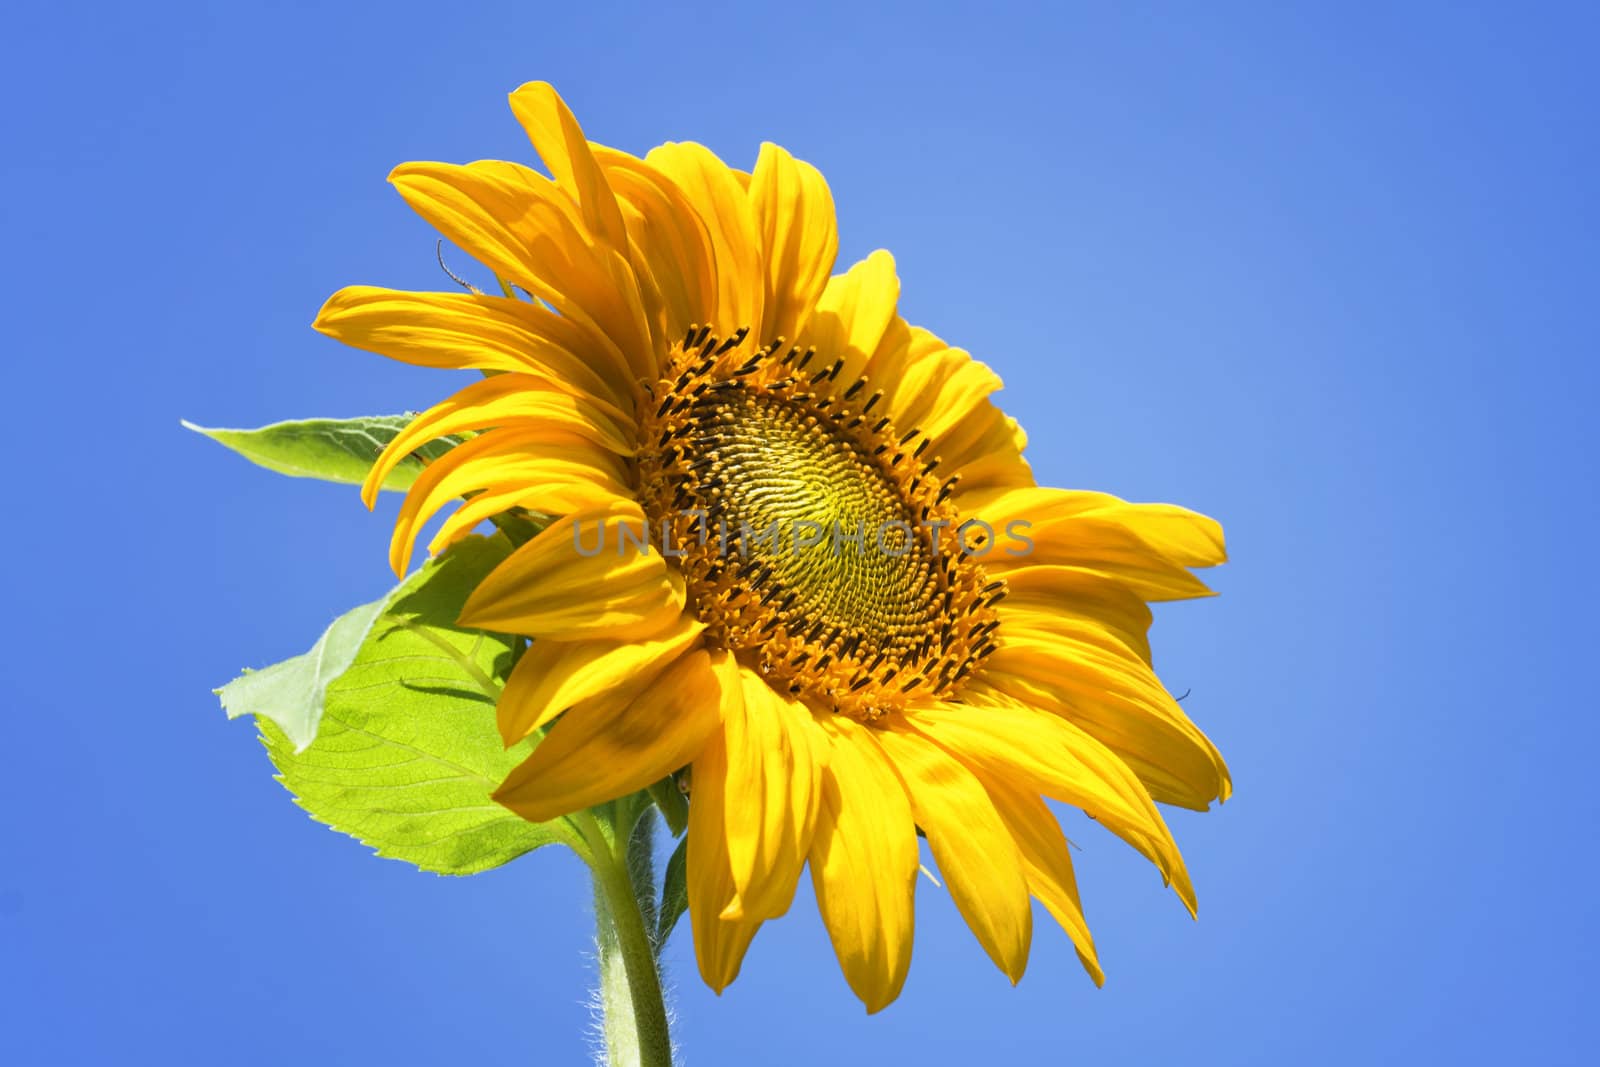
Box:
[875,720,1032,983]
[980,486,1226,570]
[688,656,764,993]
[494,613,703,745]
[492,648,724,822]
[978,627,1231,811]
[457,499,684,638]
[958,484,1116,521]
[383,431,630,577]
[896,342,1003,443]
[963,485,1223,597]
[644,142,763,335]
[854,319,1034,493]
[929,403,1034,495]
[996,565,1155,663]
[906,701,1196,915]
[981,774,1104,987]
[388,160,654,381]
[808,715,917,1013]
[507,81,631,254]
[858,311,932,386]
[801,250,900,391]
[749,143,838,342]
[1080,500,1227,568]
[425,466,622,560]
[592,145,718,345]
[312,285,631,407]
[361,372,633,508]
[720,669,826,922]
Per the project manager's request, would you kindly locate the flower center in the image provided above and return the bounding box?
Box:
[637,327,1003,719]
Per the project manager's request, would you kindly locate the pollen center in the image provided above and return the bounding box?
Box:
[685,387,939,654]
[638,327,1002,718]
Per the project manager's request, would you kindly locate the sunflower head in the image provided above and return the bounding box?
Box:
[315,82,1230,1012]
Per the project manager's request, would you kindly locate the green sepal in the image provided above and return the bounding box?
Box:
[627,806,661,939]
[647,777,688,838]
[655,836,689,947]
[487,506,552,547]
[182,414,461,491]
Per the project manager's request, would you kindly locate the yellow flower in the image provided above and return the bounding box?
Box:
[315,83,1230,1011]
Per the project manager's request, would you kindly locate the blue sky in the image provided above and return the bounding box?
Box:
[3,2,1595,1063]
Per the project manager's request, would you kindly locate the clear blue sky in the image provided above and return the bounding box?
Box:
[3,2,1595,1063]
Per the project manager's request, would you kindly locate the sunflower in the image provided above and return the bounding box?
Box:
[314,83,1230,1011]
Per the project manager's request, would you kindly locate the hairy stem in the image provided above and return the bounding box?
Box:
[580,807,674,1067]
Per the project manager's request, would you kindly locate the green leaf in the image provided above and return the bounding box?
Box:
[656,836,689,947]
[217,595,392,751]
[253,535,570,874]
[182,414,461,492]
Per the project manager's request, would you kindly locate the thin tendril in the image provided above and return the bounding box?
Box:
[436,240,482,294]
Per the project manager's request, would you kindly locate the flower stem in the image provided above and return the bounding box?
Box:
[581,806,674,1067]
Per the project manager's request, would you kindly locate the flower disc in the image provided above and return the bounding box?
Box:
[638,329,1000,718]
